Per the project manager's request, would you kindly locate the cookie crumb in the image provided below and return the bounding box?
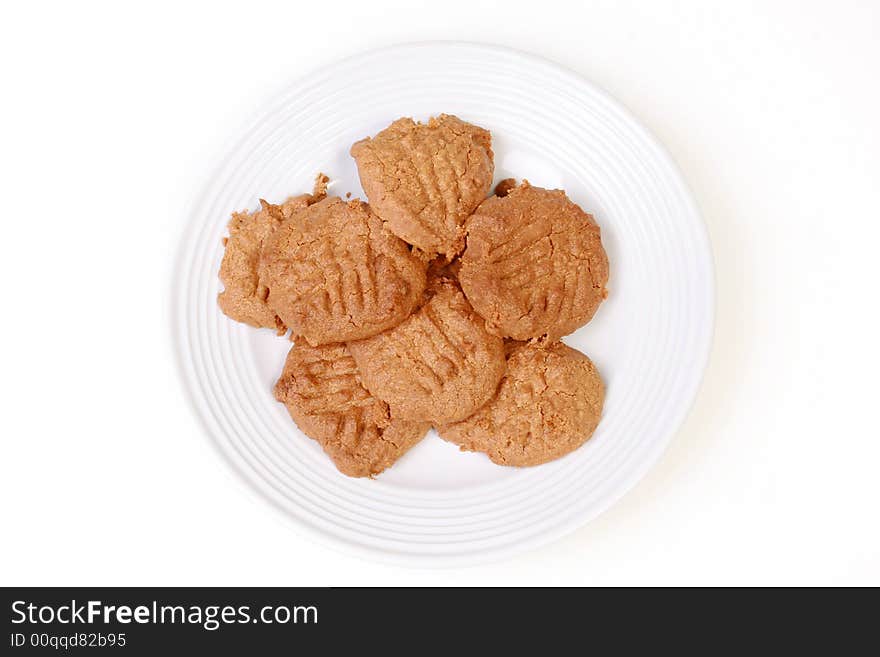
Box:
[313,172,330,199]
[494,178,517,197]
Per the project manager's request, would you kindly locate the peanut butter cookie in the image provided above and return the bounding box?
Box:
[438,341,605,467]
[351,114,494,258]
[273,341,372,415]
[217,193,317,333]
[459,181,609,340]
[259,197,428,346]
[347,278,506,424]
[274,342,429,477]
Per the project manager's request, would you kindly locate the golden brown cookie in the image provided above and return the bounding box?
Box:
[459,181,609,341]
[347,278,506,424]
[350,114,494,258]
[259,197,428,346]
[438,341,605,467]
[273,341,373,415]
[217,194,316,333]
[274,342,429,478]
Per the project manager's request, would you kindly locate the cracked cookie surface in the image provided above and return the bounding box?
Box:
[274,342,429,477]
[347,278,506,424]
[259,197,427,346]
[438,341,605,467]
[351,114,494,258]
[460,181,609,341]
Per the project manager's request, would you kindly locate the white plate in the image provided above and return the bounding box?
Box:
[173,42,714,566]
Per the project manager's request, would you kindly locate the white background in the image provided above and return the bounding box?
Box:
[2,0,878,586]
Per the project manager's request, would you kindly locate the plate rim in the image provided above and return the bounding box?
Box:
[171,40,716,568]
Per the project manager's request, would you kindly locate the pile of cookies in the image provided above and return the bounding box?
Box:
[217,115,609,477]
